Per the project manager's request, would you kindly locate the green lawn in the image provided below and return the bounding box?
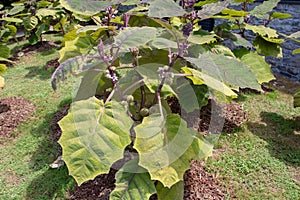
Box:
[0,35,77,199]
[0,35,299,199]
[206,91,300,199]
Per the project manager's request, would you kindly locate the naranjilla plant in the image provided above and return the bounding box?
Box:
[51,0,300,199]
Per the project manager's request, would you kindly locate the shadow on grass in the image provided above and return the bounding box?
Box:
[247,112,300,166]
[26,166,74,200]
[26,98,74,199]
[24,65,54,80]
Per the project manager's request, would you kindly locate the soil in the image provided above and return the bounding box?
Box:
[46,58,60,69]
[16,41,60,56]
[49,99,246,200]
[0,96,36,140]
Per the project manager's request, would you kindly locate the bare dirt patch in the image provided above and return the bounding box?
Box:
[0,96,36,140]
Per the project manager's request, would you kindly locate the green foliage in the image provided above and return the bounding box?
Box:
[250,0,280,19]
[234,50,275,84]
[110,159,156,199]
[294,89,300,108]
[51,0,299,199]
[58,97,132,185]
[0,0,74,45]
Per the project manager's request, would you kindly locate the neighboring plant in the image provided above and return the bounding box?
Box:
[51,0,299,199]
[0,0,74,45]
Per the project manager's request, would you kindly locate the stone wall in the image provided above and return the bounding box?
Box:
[217,2,300,82]
[267,2,300,82]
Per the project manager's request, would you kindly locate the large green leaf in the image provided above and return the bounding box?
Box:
[113,27,158,53]
[156,181,183,200]
[294,89,300,108]
[236,51,274,84]
[58,97,133,185]
[181,67,237,98]
[250,0,280,19]
[150,37,178,49]
[36,8,58,19]
[0,45,10,59]
[60,0,115,16]
[253,36,282,58]
[23,16,38,31]
[231,33,252,48]
[1,17,22,23]
[293,48,300,55]
[184,53,261,91]
[59,36,94,62]
[148,0,185,18]
[188,33,217,45]
[8,5,25,15]
[289,31,300,39]
[221,8,249,17]
[244,24,278,38]
[271,12,292,19]
[134,114,207,187]
[173,78,209,112]
[197,0,229,19]
[0,64,7,76]
[110,159,156,200]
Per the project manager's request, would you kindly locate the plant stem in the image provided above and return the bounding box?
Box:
[153,51,179,105]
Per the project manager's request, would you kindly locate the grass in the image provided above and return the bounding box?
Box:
[0,34,77,199]
[0,34,299,199]
[205,90,300,199]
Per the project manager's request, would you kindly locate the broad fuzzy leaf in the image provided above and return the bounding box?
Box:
[244,24,278,38]
[58,97,132,185]
[173,79,209,112]
[188,34,217,45]
[231,33,252,48]
[150,38,178,49]
[23,16,38,31]
[110,159,156,200]
[181,67,237,98]
[271,12,292,19]
[1,17,22,23]
[0,45,10,59]
[156,181,184,200]
[0,64,7,76]
[113,27,158,53]
[289,31,300,39]
[184,53,261,91]
[134,114,209,187]
[237,51,275,84]
[253,36,282,58]
[221,8,249,17]
[293,48,300,55]
[250,0,280,19]
[261,36,284,44]
[148,0,185,18]
[8,5,25,15]
[198,0,229,19]
[60,0,115,16]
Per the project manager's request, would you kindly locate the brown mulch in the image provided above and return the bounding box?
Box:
[46,58,60,69]
[0,96,36,140]
[49,99,246,200]
[17,41,60,56]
